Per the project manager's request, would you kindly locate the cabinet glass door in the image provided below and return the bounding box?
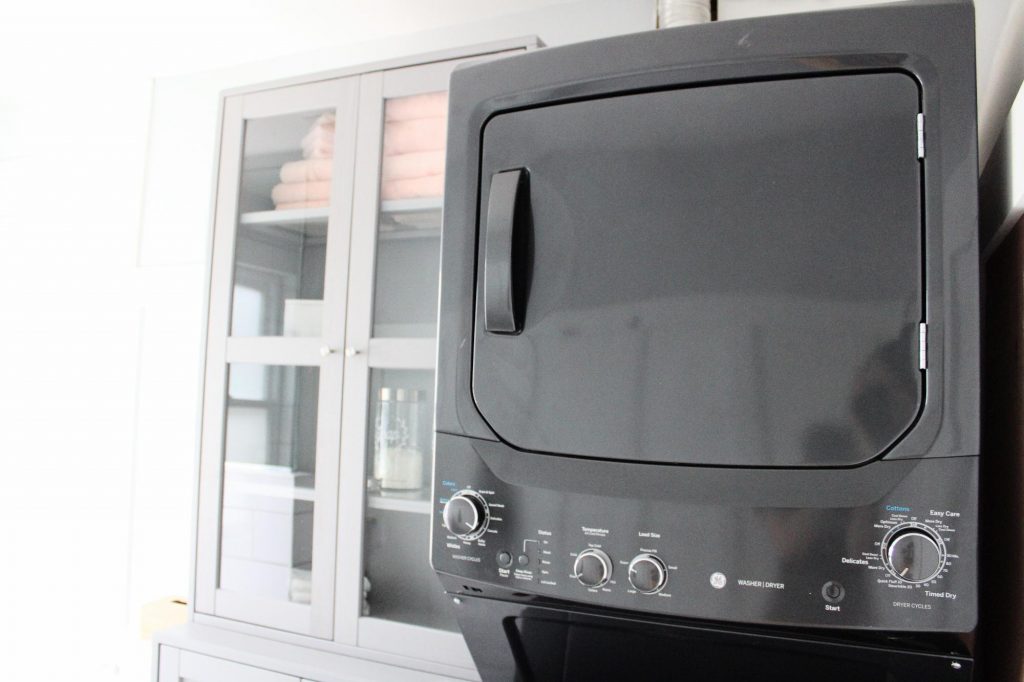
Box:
[336,60,470,664]
[219,363,318,605]
[196,77,358,639]
[362,368,451,631]
[361,88,451,630]
[232,108,334,338]
[372,89,446,339]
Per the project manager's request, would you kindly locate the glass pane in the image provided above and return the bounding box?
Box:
[363,509,457,631]
[363,369,455,630]
[232,109,335,337]
[219,364,319,606]
[372,92,446,339]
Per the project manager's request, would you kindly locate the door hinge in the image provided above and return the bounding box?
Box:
[916,113,925,159]
[919,322,928,370]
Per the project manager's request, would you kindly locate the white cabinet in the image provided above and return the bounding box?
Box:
[154,628,471,681]
[159,647,300,682]
[186,39,536,678]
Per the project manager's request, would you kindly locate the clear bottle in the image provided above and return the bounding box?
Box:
[373,387,425,492]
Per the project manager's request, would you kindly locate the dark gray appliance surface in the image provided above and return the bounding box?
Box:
[432,433,978,633]
[432,0,980,677]
[473,73,923,467]
[443,593,973,681]
[436,0,979,465]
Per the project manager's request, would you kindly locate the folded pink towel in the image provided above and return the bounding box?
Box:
[280,159,333,183]
[382,117,446,156]
[380,174,444,201]
[302,135,334,160]
[272,180,331,205]
[385,92,448,122]
[381,150,445,182]
[301,113,336,159]
[275,199,330,210]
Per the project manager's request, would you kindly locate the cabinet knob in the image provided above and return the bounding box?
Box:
[344,347,362,357]
[320,345,337,357]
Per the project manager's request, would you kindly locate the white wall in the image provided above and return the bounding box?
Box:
[976,0,1024,166]
[0,51,153,682]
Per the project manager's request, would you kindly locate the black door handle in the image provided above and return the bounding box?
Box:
[483,169,528,334]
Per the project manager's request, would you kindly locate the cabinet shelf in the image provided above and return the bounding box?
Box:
[239,207,329,235]
[367,493,432,515]
[380,197,442,214]
[380,196,442,234]
[379,226,440,240]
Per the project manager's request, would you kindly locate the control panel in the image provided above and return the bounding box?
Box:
[431,434,978,632]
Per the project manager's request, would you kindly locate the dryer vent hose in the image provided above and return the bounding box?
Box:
[658,0,712,27]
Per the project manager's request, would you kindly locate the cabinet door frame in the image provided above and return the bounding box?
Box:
[335,55,509,666]
[194,76,360,640]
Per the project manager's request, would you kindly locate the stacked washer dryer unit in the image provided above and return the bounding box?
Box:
[431,2,980,680]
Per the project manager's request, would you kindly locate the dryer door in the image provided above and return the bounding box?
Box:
[472,73,923,467]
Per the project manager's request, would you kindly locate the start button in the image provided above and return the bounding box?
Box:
[822,581,846,604]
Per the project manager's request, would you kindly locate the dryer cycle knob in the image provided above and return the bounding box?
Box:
[628,553,667,594]
[574,549,612,588]
[442,490,489,540]
[883,526,945,584]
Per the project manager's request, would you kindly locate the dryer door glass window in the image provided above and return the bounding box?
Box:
[472,73,923,467]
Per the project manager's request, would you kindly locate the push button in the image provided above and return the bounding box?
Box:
[497,551,513,568]
[822,581,845,604]
[517,554,530,567]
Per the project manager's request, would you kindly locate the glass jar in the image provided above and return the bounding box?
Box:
[373,387,425,492]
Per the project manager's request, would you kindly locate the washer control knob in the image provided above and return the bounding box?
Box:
[442,490,489,540]
[574,549,612,588]
[628,553,667,594]
[884,527,944,584]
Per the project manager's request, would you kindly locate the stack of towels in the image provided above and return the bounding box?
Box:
[380,92,447,201]
[270,93,447,211]
[271,113,335,210]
